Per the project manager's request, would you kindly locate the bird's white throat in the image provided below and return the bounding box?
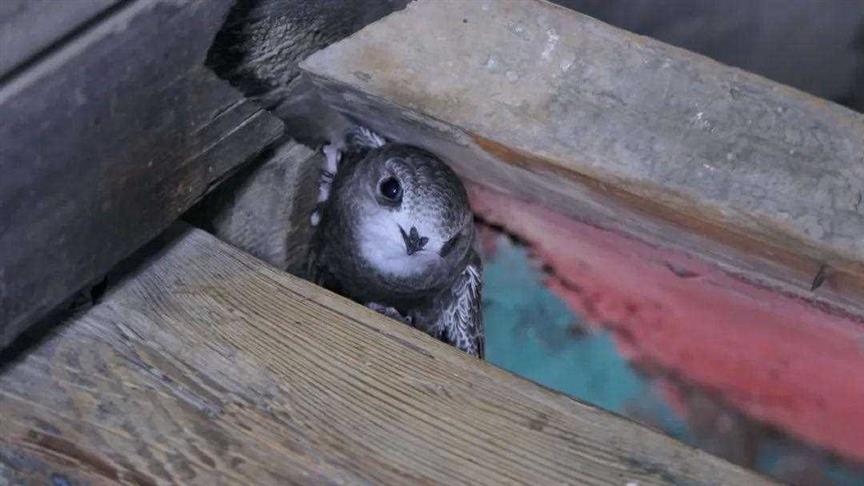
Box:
[358,214,443,278]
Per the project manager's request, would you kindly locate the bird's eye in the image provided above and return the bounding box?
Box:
[378,177,402,202]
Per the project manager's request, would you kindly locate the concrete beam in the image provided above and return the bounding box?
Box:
[300,0,864,316]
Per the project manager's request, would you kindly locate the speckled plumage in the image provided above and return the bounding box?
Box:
[308,128,484,358]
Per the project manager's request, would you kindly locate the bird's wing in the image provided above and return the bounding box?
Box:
[346,125,386,150]
[306,247,343,296]
[436,254,484,358]
[305,242,324,285]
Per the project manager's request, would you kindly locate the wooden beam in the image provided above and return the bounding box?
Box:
[0,0,122,78]
[0,225,770,485]
[299,0,864,318]
[0,0,284,347]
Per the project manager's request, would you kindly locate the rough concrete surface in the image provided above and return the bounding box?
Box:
[556,0,864,112]
[301,0,864,315]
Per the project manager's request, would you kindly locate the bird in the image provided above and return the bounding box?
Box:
[307,127,484,358]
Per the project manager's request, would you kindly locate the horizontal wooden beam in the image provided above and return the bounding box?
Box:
[0,225,769,485]
[0,0,284,347]
[299,0,864,317]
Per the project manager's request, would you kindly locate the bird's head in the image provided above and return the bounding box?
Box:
[332,144,474,292]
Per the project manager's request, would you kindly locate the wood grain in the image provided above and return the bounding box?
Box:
[0,0,284,347]
[0,0,122,78]
[0,225,770,485]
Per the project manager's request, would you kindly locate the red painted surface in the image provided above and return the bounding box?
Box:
[469,184,864,463]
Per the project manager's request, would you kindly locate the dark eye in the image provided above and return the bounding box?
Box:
[378,177,402,202]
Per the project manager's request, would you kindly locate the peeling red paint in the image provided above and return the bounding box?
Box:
[469,184,864,463]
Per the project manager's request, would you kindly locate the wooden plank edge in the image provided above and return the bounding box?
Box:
[0,224,773,485]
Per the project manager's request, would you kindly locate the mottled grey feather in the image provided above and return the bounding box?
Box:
[434,254,483,358]
[308,126,484,358]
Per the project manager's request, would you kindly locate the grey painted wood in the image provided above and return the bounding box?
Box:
[0,0,122,78]
[0,225,772,485]
[300,0,864,317]
[0,0,284,348]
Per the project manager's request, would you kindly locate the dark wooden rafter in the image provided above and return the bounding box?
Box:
[0,0,284,347]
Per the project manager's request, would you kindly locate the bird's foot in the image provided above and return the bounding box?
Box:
[367,302,413,325]
[318,144,341,203]
[311,144,343,226]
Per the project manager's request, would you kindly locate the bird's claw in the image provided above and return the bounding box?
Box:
[312,144,343,226]
[322,144,341,173]
[367,302,413,325]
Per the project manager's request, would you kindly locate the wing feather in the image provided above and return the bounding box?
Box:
[437,256,484,358]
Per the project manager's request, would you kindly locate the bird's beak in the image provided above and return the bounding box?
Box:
[399,225,429,255]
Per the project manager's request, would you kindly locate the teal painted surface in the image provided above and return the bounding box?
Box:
[485,238,652,413]
[481,234,864,485]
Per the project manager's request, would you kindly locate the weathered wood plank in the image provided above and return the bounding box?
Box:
[0,0,284,347]
[555,0,864,109]
[0,225,770,485]
[0,0,122,78]
[299,0,864,317]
